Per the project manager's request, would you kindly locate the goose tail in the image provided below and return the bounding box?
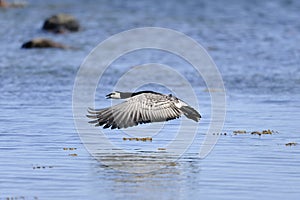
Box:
[180,106,201,122]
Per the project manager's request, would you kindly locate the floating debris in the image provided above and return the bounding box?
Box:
[232,129,277,136]
[63,147,77,150]
[123,137,152,142]
[68,153,78,157]
[157,148,166,150]
[212,133,227,136]
[33,165,54,170]
[285,142,297,146]
[262,129,273,134]
[251,129,275,136]
[251,131,262,136]
[233,130,247,134]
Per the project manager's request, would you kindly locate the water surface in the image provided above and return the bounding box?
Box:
[0,0,300,199]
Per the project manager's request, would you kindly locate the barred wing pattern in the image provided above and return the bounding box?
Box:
[87,93,182,129]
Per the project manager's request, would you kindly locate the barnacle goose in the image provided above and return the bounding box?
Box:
[87,91,201,129]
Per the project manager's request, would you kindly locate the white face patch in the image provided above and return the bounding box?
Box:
[111,92,121,99]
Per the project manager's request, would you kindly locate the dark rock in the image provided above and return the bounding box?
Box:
[42,13,80,33]
[21,38,68,49]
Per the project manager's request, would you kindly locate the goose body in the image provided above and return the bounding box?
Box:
[87,91,201,129]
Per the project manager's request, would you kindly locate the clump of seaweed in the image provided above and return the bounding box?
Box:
[285,142,297,146]
[233,130,247,134]
[232,129,278,136]
[63,147,77,150]
[33,165,54,169]
[157,148,166,151]
[123,137,152,142]
[251,129,275,136]
[62,147,78,156]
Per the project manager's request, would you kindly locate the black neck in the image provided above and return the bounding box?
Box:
[132,90,160,96]
[120,92,134,99]
[120,90,161,99]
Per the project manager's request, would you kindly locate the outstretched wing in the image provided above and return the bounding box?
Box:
[87,93,182,129]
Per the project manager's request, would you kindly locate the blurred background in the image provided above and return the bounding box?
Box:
[0,0,300,199]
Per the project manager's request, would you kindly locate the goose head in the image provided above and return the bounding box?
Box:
[106,91,121,99]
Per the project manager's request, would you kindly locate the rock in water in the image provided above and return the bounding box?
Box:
[21,38,67,49]
[42,13,80,33]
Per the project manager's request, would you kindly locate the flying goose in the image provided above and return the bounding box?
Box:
[87,91,201,129]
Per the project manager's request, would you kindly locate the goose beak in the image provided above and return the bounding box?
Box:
[106,93,112,99]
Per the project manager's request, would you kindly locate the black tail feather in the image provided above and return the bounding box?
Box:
[180,106,201,122]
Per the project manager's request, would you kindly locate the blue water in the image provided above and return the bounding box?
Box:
[1,0,300,199]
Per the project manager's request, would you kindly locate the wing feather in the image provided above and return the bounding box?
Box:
[87,93,183,129]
